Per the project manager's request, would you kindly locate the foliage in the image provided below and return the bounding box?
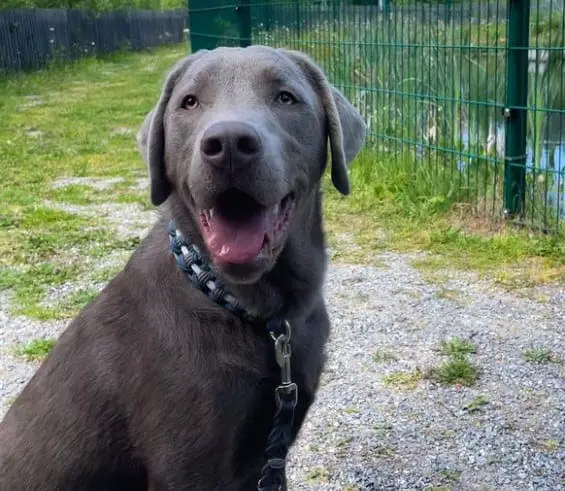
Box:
[1,0,186,10]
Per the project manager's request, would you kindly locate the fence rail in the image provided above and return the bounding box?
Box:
[0,8,188,73]
[189,0,565,232]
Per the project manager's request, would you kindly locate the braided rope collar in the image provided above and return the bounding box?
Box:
[167,221,289,335]
[167,221,261,322]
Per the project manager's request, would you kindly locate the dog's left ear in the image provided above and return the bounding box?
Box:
[279,49,367,195]
[137,51,208,206]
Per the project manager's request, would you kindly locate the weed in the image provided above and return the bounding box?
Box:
[375,445,397,457]
[439,337,477,357]
[336,437,353,448]
[306,466,331,484]
[372,350,398,364]
[462,395,489,413]
[343,407,360,415]
[382,369,423,390]
[435,288,465,304]
[16,338,57,361]
[427,357,479,386]
[538,440,559,452]
[2,396,17,411]
[522,347,558,364]
[439,468,462,483]
[372,423,393,436]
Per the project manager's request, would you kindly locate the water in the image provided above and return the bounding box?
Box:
[444,112,565,219]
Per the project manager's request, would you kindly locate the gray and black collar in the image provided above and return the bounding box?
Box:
[167,220,261,324]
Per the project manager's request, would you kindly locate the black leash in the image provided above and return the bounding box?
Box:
[258,318,298,491]
[168,222,298,490]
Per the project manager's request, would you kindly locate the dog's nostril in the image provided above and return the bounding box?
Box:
[202,137,223,157]
[237,135,259,156]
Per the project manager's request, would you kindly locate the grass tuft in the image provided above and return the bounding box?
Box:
[16,338,57,361]
[382,369,423,390]
[522,347,559,364]
[306,466,331,484]
[462,395,489,413]
[372,349,398,364]
[439,337,477,357]
[427,357,479,387]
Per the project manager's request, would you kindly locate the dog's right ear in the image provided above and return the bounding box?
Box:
[137,51,208,206]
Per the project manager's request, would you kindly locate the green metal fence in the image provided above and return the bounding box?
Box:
[188,0,565,232]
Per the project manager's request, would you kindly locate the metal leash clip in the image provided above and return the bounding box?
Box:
[271,320,298,403]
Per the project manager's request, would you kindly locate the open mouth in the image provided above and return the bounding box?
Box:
[199,189,295,265]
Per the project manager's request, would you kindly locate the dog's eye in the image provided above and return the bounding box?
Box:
[181,95,198,110]
[276,91,297,105]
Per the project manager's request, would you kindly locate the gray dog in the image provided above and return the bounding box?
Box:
[0,46,366,490]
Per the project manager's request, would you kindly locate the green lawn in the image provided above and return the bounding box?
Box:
[1,43,564,321]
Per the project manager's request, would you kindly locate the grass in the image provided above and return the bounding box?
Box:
[343,407,360,415]
[382,368,423,390]
[427,357,479,387]
[439,337,477,357]
[426,337,480,387]
[260,9,565,235]
[1,38,564,322]
[522,347,559,364]
[323,148,565,288]
[538,439,559,453]
[462,395,489,413]
[438,469,462,484]
[372,422,393,436]
[16,338,57,361]
[305,466,331,484]
[0,44,185,319]
[372,349,398,364]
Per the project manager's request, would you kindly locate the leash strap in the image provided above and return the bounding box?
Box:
[257,318,298,491]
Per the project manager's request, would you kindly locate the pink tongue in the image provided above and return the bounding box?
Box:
[205,212,268,264]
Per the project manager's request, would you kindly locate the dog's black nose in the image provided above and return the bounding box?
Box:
[200,121,262,170]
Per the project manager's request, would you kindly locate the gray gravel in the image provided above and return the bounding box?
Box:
[1,191,564,490]
[288,257,565,490]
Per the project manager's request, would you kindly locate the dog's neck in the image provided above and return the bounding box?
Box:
[165,188,327,321]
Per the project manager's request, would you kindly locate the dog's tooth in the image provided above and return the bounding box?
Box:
[208,208,215,219]
[272,203,280,215]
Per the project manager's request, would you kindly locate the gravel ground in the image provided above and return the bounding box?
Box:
[1,189,564,490]
[287,259,565,490]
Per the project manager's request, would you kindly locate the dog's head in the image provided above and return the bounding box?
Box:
[138,46,366,284]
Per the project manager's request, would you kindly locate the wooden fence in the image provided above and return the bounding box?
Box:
[0,8,188,73]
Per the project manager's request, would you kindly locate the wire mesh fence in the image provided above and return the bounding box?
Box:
[188,0,565,233]
[0,8,188,73]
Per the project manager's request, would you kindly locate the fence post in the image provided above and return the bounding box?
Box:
[503,0,530,219]
[237,0,251,47]
[444,0,452,24]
